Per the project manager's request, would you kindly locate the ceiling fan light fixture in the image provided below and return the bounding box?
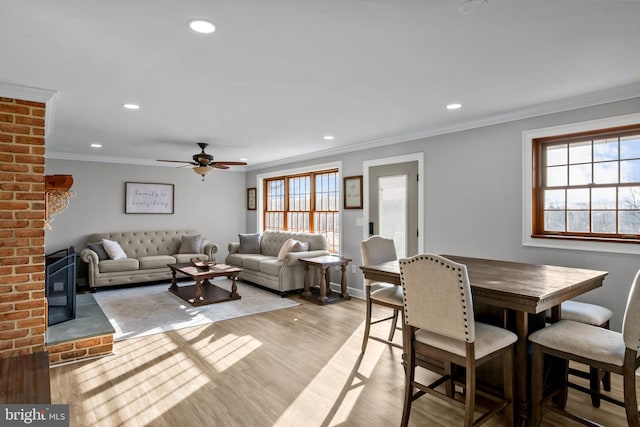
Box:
[193,165,213,181]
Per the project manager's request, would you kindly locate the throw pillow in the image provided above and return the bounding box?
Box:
[179,234,202,254]
[291,240,309,252]
[102,238,127,260]
[238,233,261,254]
[277,238,297,261]
[87,241,109,261]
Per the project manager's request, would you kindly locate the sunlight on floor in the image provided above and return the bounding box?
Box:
[181,327,263,372]
[77,333,209,426]
[273,320,391,427]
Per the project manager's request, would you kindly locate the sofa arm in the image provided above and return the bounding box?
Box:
[204,242,219,261]
[285,249,331,266]
[228,242,240,254]
[79,248,99,288]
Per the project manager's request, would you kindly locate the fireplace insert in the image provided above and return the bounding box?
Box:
[45,247,77,326]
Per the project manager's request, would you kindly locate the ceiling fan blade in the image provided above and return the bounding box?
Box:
[212,164,230,169]
[213,161,248,166]
[157,159,197,165]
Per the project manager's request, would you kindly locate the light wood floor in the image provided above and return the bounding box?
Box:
[50,295,637,426]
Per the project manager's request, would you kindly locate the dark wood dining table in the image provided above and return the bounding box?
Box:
[360,255,608,425]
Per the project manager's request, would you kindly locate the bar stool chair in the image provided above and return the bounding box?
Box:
[561,300,613,407]
[529,270,640,427]
[360,235,403,353]
[399,254,517,427]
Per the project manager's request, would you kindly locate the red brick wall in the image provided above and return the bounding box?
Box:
[0,97,47,358]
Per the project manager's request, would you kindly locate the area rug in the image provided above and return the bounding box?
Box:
[92,280,299,341]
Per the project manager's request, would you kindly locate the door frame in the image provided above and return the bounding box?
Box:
[363,152,424,253]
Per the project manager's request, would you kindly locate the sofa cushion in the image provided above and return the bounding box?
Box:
[179,234,202,254]
[292,240,308,252]
[260,258,283,276]
[99,258,139,273]
[239,233,261,254]
[277,238,297,261]
[139,255,176,270]
[87,242,109,260]
[102,239,127,260]
[241,254,272,271]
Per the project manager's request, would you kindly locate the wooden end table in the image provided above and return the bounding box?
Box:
[299,255,352,305]
[168,263,242,306]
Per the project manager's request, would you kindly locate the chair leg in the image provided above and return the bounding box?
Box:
[603,370,612,392]
[361,290,373,353]
[388,308,399,342]
[589,366,601,407]
[401,339,416,427]
[530,344,544,427]
[464,359,476,427]
[623,356,640,427]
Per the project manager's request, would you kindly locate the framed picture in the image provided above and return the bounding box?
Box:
[344,175,363,209]
[125,182,174,214]
[247,187,256,210]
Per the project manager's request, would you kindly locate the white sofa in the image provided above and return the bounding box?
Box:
[225,231,330,296]
[79,230,218,291]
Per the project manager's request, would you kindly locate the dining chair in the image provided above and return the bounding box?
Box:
[561,300,613,407]
[529,269,640,427]
[399,254,517,427]
[360,235,403,353]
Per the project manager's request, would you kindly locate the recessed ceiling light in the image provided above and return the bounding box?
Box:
[122,103,140,110]
[240,158,248,162]
[90,143,102,148]
[446,103,462,110]
[323,135,335,140]
[189,19,216,34]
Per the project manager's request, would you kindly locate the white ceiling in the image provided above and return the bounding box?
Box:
[2,0,640,171]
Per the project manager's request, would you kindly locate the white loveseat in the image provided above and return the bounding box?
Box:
[225,231,330,295]
[79,230,218,291]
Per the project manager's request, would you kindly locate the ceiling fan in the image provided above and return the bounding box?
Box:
[157,142,247,180]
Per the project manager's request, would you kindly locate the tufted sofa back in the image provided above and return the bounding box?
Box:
[85,230,203,258]
[259,231,328,257]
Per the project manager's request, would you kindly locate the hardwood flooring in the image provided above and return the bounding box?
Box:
[50,296,636,426]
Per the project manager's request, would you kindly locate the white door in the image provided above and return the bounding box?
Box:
[369,161,419,258]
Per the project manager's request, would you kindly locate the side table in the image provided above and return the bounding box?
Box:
[299,255,352,305]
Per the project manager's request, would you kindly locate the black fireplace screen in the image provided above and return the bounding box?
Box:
[46,247,77,326]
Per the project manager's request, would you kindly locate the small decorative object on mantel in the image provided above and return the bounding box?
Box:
[45,175,75,230]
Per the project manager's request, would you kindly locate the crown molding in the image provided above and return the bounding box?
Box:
[0,82,58,138]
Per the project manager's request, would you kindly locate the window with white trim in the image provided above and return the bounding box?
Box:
[264,169,340,252]
[532,124,640,243]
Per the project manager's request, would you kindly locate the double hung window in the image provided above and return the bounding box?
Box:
[532,124,640,242]
[264,169,340,252]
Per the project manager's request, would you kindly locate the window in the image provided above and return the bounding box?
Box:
[532,124,640,243]
[264,169,340,252]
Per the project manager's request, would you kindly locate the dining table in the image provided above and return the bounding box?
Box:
[360,254,608,425]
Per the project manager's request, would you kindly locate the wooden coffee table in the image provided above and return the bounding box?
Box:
[168,263,242,306]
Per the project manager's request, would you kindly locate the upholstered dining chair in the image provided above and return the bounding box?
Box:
[561,300,613,407]
[399,254,517,427]
[360,235,403,353]
[529,269,640,427]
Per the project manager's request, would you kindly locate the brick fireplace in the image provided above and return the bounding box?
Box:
[1,92,113,365]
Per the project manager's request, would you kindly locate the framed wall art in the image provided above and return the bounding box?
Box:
[125,182,174,214]
[343,175,363,209]
[247,187,256,210]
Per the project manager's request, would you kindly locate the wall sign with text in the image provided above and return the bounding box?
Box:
[125,182,174,214]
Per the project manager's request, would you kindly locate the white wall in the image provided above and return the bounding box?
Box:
[44,159,246,277]
[246,97,640,330]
